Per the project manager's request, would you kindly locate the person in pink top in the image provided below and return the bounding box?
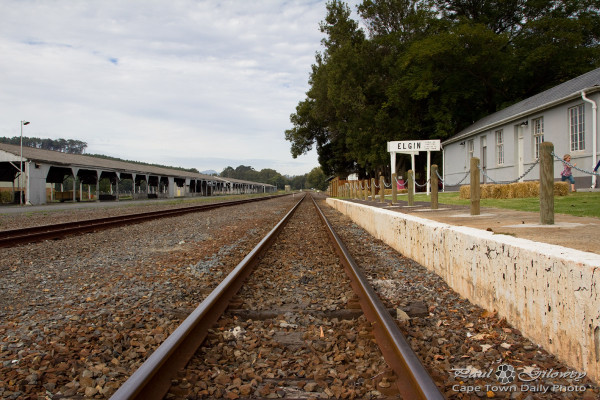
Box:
[560,154,577,192]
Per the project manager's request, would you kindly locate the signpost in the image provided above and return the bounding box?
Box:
[387,140,441,195]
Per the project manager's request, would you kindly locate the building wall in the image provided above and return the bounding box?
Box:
[443,92,600,188]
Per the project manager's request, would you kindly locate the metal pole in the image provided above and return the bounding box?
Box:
[20,124,22,206]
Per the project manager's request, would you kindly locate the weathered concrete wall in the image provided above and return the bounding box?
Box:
[327,198,600,383]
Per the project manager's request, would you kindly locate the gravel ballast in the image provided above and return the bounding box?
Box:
[0,194,597,399]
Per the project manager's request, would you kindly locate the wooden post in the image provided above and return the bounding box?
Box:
[391,173,397,205]
[431,165,439,209]
[371,178,375,201]
[364,179,368,201]
[470,157,480,215]
[379,176,385,203]
[407,170,414,206]
[540,142,554,225]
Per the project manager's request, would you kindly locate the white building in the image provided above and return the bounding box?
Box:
[442,68,600,189]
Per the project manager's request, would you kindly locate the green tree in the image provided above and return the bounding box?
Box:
[286,0,368,177]
[0,136,88,154]
[306,167,329,191]
[290,174,307,190]
[286,0,600,179]
[221,166,235,178]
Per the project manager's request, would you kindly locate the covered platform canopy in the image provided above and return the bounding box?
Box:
[0,143,276,205]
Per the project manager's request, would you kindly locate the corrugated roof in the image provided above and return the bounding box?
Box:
[0,143,221,181]
[1,143,277,187]
[443,67,600,145]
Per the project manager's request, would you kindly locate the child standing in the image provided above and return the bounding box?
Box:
[560,154,577,192]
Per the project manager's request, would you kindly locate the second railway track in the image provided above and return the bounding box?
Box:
[112,194,442,400]
[0,195,287,248]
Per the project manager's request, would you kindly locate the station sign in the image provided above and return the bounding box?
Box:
[387,140,441,152]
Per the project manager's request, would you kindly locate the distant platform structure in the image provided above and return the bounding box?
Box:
[0,143,276,205]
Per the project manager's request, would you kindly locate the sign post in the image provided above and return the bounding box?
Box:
[387,140,441,195]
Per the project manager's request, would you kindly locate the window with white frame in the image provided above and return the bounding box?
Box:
[569,104,585,151]
[532,117,544,159]
[467,139,474,160]
[495,130,504,165]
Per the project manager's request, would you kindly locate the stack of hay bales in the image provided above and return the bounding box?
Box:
[459,181,569,199]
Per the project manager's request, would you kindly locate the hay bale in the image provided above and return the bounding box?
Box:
[511,182,528,198]
[527,181,540,197]
[497,184,511,199]
[459,181,568,199]
[459,185,470,199]
[554,182,569,196]
[490,184,503,199]
[481,184,492,199]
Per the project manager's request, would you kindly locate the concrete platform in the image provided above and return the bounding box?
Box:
[327,197,600,384]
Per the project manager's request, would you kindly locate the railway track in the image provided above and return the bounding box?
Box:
[111,193,443,400]
[0,194,286,248]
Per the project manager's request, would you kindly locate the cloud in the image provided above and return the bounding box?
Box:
[0,0,363,176]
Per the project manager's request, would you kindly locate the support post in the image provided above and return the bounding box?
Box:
[540,142,554,225]
[391,173,397,205]
[371,178,376,201]
[470,157,480,215]
[72,175,77,203]
[379,176,385,203]
[407,170,414,206]
[431,165,439,210]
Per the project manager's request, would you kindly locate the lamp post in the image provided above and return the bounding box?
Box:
[20,120,30,206]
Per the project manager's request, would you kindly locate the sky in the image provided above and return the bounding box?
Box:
[0,0,362,176]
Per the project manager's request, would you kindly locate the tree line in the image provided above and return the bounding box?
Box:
[285,0,600,179]
[0,136,88,154]
[220,165,328,191]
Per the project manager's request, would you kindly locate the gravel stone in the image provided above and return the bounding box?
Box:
[1,194,597,399]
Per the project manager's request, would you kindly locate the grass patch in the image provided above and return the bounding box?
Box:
[410,192,600,219]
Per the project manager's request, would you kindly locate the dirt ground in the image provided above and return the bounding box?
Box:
[347,199,600,255]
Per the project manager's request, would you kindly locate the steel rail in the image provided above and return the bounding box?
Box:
[110,194,306,400]
[0,194,287,248]
[310,195,444,399]
[111,193,443,399]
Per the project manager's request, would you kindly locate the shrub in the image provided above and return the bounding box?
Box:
[0,191,13,204]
